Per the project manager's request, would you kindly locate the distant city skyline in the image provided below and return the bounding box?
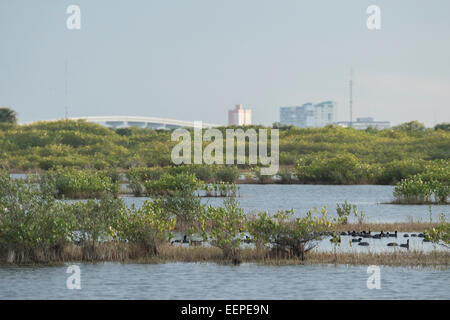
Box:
[1,0,449,127]
[280,101,335,128]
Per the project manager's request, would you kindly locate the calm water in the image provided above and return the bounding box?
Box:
[11,174,449,222]
[3,180,449,299]
[122,184,449,223]
[0,263,449,299]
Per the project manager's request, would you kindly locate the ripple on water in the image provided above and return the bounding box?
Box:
[120,184,449,222]
[2,262,448,299]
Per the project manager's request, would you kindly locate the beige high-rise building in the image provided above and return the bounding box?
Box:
[228,104,252,126]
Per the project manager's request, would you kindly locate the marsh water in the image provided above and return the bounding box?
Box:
[2,182,449,299]
[1,263,449,299]
[121,184,449,223]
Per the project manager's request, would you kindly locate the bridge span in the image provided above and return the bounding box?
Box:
[68,116,220,129]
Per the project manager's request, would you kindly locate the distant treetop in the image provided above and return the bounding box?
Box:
[0,107,17,124]
[434,122,450,131]
[392,120,426,132]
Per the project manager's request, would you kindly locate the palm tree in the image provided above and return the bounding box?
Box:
[0,107,17,123]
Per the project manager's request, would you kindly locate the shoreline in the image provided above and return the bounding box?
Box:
[1,245,448,268]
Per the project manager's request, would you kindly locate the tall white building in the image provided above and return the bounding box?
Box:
[280,101,335,128]
[228,104,252,125]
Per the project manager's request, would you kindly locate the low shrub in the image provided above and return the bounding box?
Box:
[201,182,239,197]
[215,166,240,183]
[114,199,176,256]
[204,198,246,263]
[41,167,120,199]
[393,164,450,204]
[247,207,335,260]
[0,172,75,263]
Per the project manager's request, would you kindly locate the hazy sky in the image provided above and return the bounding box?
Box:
[1,0,449,126]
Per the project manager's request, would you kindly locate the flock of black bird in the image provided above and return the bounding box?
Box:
[328,230,432,249]
[171,230,431,249]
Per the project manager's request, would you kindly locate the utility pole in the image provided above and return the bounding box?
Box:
[349,68,353,126]
[65,60,68,119]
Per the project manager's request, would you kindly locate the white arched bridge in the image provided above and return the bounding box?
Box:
[68,116,220,130]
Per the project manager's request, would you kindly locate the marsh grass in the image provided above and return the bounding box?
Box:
[1,243,448,268]
[304,250,449,267]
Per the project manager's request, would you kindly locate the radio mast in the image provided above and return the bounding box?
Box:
[349,68,353,126]
[65,60,68,119]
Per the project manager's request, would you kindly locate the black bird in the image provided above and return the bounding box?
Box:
[411,234,417,237]
[389,231,398,238]
[362,230,372,238]
[352,237,362,243]
[418,233,425,238]
[387,242,398,247]
[358,241,369,246]
[182,235,189,244]
[403,234,409,238]
[372,231,383,239]
[400,239,410,249]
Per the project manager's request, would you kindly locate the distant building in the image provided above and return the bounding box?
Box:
[279,101,335,128]
[314,101,335,127]
[335,117,391,130]
[228,104,252,126]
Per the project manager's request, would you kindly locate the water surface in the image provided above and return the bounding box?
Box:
[1,263,448,299]
[122,184,449,222]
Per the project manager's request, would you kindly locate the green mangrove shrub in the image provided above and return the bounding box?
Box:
[41,167,120,199]
[393,176,433,203]
[392,161,450,204]
[214,165,240,183]
[144,173,205,235]
[68,195,127,260]
[336,201,352,224]
[201,182,239,197]
[393,175,449,204]
[296,153,372,184]
[246,212,275,250]
[336,201,366,225]
[247,207,335,260]
[253,167,273,183]
[126,167,164,195]
[143,172,200,196]
[3,119,450,185]
[0,172,75,263]
[115,199,176,256]
[278,169,297,184]
[424,221,450,249]
[180,164,216,183]
[204,198,246,262]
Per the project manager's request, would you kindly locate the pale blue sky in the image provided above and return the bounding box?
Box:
[1,0,449,126]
